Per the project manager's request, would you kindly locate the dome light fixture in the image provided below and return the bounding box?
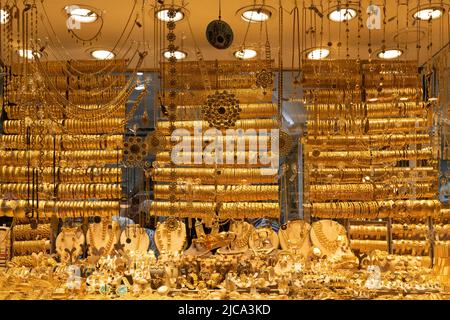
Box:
[306,48,330,60]
[234,48,257,60]
[237,5,274,23]
[377,49,403,59]
[17,49,41,60]
[155,7,185,22]
[163,50,187,60]
[413,7,443,20]
[0,9,9,24]
[91,49,115,60]
[64,5,98,23]
[328,7,357,22]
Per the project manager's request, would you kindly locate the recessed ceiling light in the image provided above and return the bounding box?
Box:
[306,48,330,60]
[328,7,357,22]
[368,98,378,102]
[234,48,257,60]
[241,8,272,22]
[156,8,184,22]
[413,7,443,20]
[0,9,9,24]
[399,97,409,101]
[137,72,144,76]
[17,49,41,60]
[163,50,187,60]
[65,5,98,23]
[377,49,403,59]
[91,49,115,60]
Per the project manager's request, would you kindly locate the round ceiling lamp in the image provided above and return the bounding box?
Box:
[306,48,330,60]
[413,7,444,20]
[64,5,98,23]
[91,49,115,60]
[155,7,185,22]
[328,7,357,22]
[377,49,403,60]
[0,9,9,24]
[163,50,187,60]
[234,48,257,60]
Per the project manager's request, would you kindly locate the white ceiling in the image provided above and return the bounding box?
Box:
[34,0,450,68]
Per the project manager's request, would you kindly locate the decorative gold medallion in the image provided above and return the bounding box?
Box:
[202,90,241,129]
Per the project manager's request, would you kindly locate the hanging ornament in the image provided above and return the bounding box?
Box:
[145,130,167,155]
[202,91,241,129]
[272,129,293,157]
[123,136,149,167]
[206,0,234,49]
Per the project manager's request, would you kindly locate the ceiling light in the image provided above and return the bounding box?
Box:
[413,7,443,20]
[234,49,257,60]
[156,8,184,22]
[17,49,41,60]
[241,8,272,22]
[328,7,357,22]
[65,6,98,23]
[400,97,409,101]
[0,9,9,24]
[306,48,330,60]
[137,72,144,76]
[368,98,378,102]
[135,83,146,91]
[163,50,187,60]
[377,49,403,59]
[91,49,115,60]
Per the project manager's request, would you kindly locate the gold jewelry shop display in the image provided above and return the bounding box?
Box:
[249,227,279,253]
[55,227,85,264]
[87,219,121,256]
[217,220,254,254]
[119,225,150,254]
[310,220,348,258]
[278,220,311,257]
[154,219,187,254]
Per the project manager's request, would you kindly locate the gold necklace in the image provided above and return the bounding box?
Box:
[312,221,345,254]
[280,221,308,249]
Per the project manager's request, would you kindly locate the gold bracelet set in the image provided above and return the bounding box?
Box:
[154,185,278,202]
[4,105,64,119]
[64,119,124,134]
[311,200,441,219]
[391,224,429,239]
[434,225,450,237]
[349,225,387,239]
[157,119,278,133]
[13,240,50,255]
[156,151,275,166]
[62,135,123,150]
[3,120,64,135]
[152,167,277,184]
[0,135,62,150]
[307,118,428,134]
[57,183,121,200]
[13,224,51,241]
[174,103,277,120]
[308,148,432,163]
[308,183,435,201]
[350,240,388,252]
[392,240,429,256]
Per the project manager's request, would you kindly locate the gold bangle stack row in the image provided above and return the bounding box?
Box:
[4,105,125,120]
[155,151,276,167]
[57,183,121,200]
[171,103,278,120]
[150,201,279,219]
[349,225,387,239]
[0,166,121,183]
[434,225,450,239]
[350,240,388,252]
[392,224,429,239]
[392,240,430,256]
[310,200,441,219]
[152,167,277,184]
[13,240,51,256]
[154,185,279,202]
[307,118,429,134]
[309,183,435,201]
[0,150,122,166]
[306,102,427,118]
[156,119,278,134]
[305,134,431,149]
[13,224,51,241]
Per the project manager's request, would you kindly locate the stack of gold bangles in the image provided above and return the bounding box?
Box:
[13,240,51,255]
[13,224,51,241]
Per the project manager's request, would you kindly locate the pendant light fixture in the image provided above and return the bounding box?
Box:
[206,0,234,49]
